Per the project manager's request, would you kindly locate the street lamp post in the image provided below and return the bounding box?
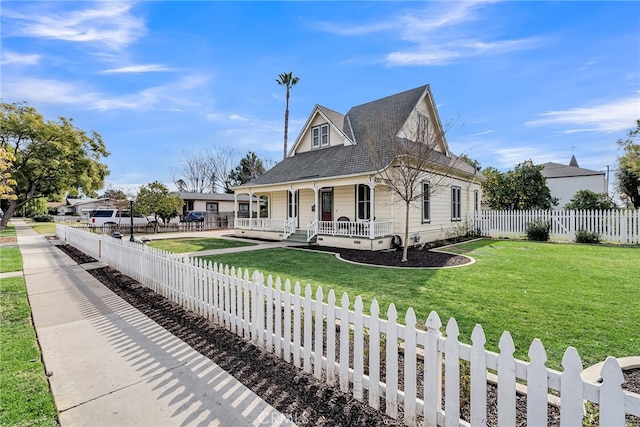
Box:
[128,197,135,242]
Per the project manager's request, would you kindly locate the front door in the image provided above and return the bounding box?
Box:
[287,190,299,227]
[321,189,333,221]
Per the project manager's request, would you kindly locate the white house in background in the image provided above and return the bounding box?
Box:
[232,84,484,250]
[540,155,608,208]
[57,198,114,218]
[176,192,257,217]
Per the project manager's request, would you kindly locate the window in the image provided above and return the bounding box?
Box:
[422,181,430,222]
[259,196,269,218]
[312,124,329,148]
[451,186,462,221]
[206,202,219,212]
[356,184,371,220]
[474,190,479,212]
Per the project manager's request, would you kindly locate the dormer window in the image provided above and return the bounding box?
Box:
[312,124,330,148]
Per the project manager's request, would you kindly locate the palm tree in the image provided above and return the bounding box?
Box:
[276,72,300,160]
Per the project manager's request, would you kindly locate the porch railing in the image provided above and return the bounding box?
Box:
[235,218,287,232]
[317,220,392,239]
[307,220,319,241]
[284,218,295,239]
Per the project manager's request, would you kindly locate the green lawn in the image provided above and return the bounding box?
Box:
[0,224,16,237]
[201,239,640,370]
[147,237,256,253]
[0,271,58,426]
[27,222,56,235]
[0,247,22,273]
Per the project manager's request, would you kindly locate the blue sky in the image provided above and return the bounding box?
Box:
[2,1,639,195]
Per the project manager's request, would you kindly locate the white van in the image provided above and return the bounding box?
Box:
[88,209,156,231]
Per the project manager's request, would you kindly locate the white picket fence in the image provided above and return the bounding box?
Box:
[471,209,640,244]
[56,225,640,426]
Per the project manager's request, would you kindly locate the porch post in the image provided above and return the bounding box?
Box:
[234,193,238,229]
[314,186,319,222]
[369,182,375,239]
[249,190,254,229]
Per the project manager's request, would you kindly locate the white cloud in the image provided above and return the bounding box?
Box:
[315,1,536,66]
[3,1,145,50]
[525,94,640,133]
[1,50,41,65]
[1,77,100,105]
[102,64,174,74]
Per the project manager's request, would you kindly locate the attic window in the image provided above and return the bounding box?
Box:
[312,124,329,148]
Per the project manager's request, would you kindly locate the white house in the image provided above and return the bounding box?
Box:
[540,156,608,208]
[233,85,484,250]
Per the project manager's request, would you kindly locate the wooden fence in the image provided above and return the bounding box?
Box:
[56,225,640,426]
[471,209,640,244]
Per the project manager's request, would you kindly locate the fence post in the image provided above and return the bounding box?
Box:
[424,311,442,426]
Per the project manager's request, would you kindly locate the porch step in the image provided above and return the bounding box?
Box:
[286,231,316,245]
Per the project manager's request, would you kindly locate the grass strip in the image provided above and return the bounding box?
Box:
[0,275,58,426]
[147,237,256,253]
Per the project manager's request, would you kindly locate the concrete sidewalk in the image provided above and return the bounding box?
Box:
[14,220,294,427]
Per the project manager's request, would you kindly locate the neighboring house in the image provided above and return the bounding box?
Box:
[540,156,608,208]
[233,85,483,250]
[177,192,257,218]
[57,198,115,218]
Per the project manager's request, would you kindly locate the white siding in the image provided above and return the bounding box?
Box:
[546,175,608,208]
[295,114,347,154]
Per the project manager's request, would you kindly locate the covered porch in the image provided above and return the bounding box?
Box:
[233,177,396,250]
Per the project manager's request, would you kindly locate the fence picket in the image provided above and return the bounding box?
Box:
[274,277,283,358]
[386,304,398,419]
[599,357,626,426]
[445,318,460,427]
[470,325,487,427]
[404,308,417,426]
[424,311,442,426]
[314,287,324,379]
[339,292,350,394]
[293,282,302,368]
[560,347,584,426]
[354,296,365,402]
[498,332,516,427]
[303,284,313,373]
[368,299,380,410]
[283,280,292,363]
[527,339,548,427]
[326,290,336,386]
[266,275,274,353]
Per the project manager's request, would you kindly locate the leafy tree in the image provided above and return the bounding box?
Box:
[458,154,481,171]
[135,181,183,230]
[276,72,300,160]
[24,197,48,217]
[616,120,640,208]
[564,189,617,210]
[0,102,109,228]
[0,147,17,203]
[482,160,557,210]
[227,152,266,190]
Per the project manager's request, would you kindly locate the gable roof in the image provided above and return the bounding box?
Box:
[241,85,477,187]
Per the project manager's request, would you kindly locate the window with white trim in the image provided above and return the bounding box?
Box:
[356,184,371,220]
[474,190,479,212]
[451,186,462,221]
[422,181,430,223]
[312,124,329,148]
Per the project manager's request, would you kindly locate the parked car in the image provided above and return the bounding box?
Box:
[88,209,157,231]
[181,211,206,222]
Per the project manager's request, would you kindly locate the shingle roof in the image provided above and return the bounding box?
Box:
[540,162,604,178]
[241,85,477,187]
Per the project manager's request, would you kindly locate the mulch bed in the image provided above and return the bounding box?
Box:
[55,243,639,426]
[300,246,471,268]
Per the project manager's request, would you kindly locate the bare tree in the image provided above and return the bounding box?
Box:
[172,147,235,193]
[366,113,466,262]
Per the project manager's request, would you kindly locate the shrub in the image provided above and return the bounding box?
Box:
[575,229,601,244]
[31,214,53,223]
[526,219,551,241]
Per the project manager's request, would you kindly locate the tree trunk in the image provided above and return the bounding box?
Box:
[0,199,22,228]
[283,90,290,160]
[402,200,410,262]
